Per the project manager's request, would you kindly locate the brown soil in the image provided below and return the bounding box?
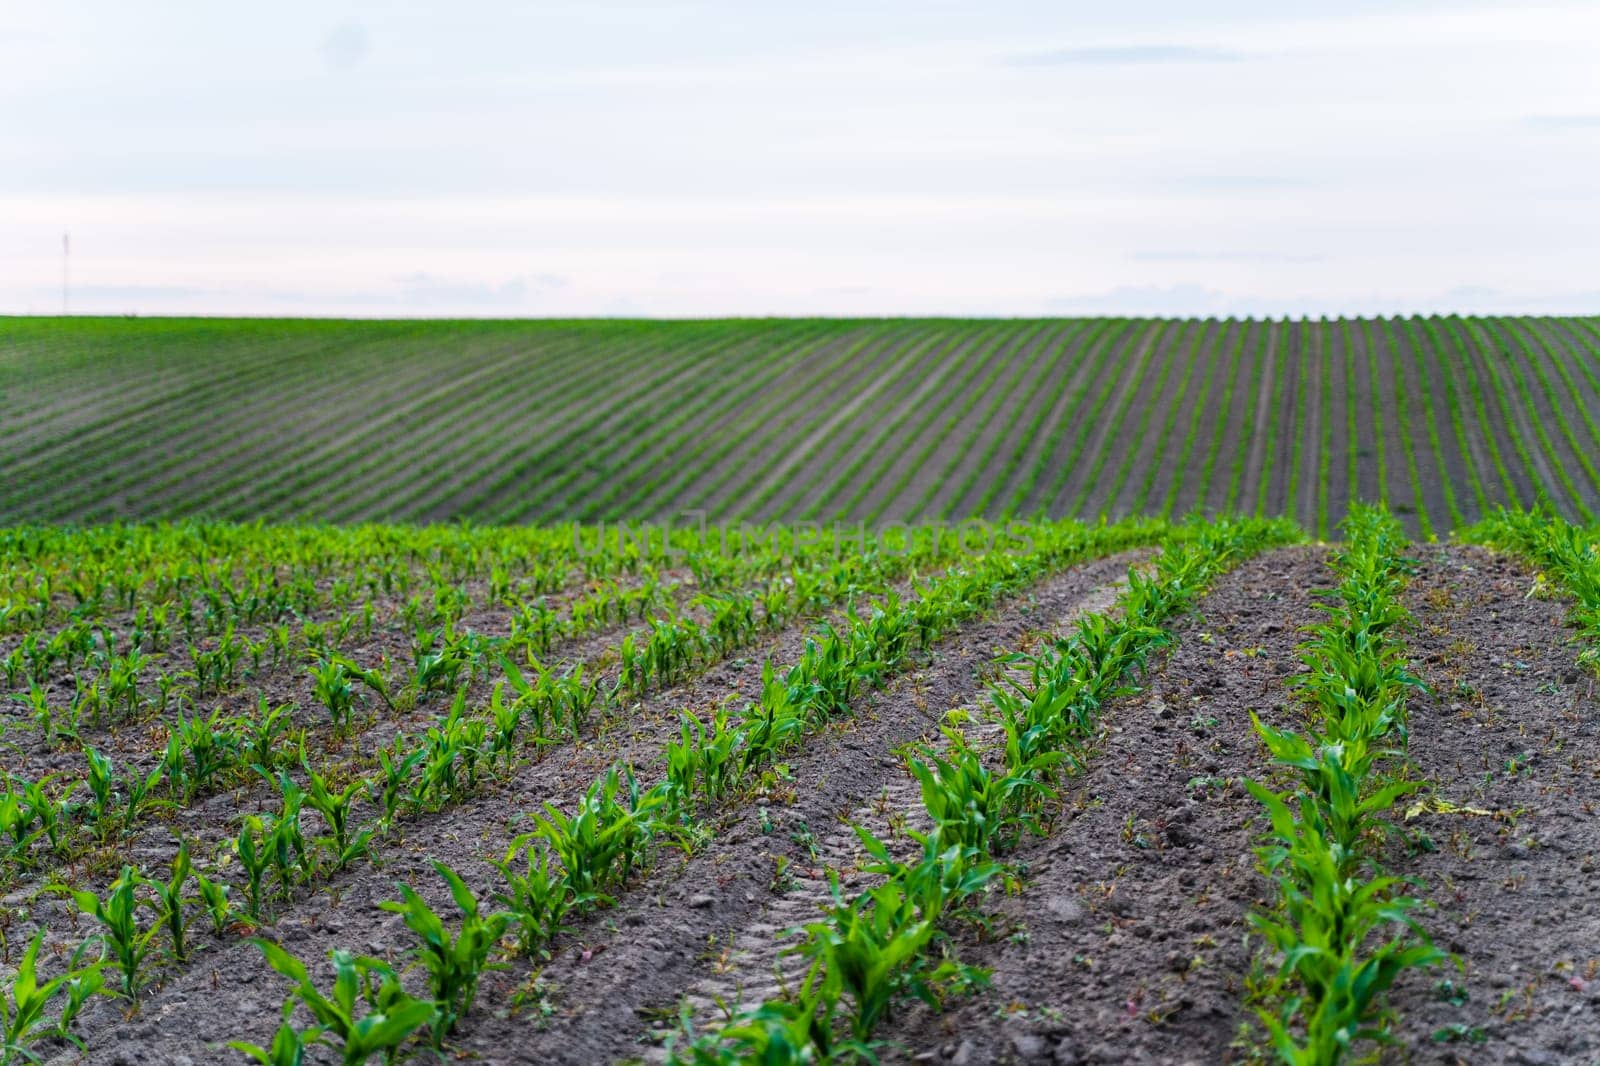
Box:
[875,545,1327,1065]
[1382,546,1600,1065]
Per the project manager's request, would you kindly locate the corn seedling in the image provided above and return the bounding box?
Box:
[234,817,273,919]
[0,930,101,1066]
[532,765,678,903]
[245,941,436,1066]
[142,840,193,963]
[193,868,236,934]
[492,835,585,960]
[370,738,425,828]
[228,1021,315,1066]
[302,764,372,871]
[65,865,161,1002]
[309,658,356,732]
[379,862,510,1043]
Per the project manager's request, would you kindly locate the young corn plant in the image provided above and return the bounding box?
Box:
[379,862,510,1045]
[492,835,585,960]
[66,865,161,1002]
[241,697,297,771]
[261,773,315,891]
[908,735,1048,854]
[166,705,242,801]
[665,707,744,807]
[244,941,436,1066]
[194,869,237,935]
[228,1021,316,1066]
[0,931,103,1066]
[532,765,678,904]
[370,738,425,829]
[234,817,274,920]
[309,658,356,732]
[1245,505,1443,1064]
[302,764,372,871]
[142,841,194,963]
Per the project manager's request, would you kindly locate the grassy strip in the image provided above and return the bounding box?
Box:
[792,323,982,523]
[1403,317,1485,520]
[1434,317,1532,510]
[1461,506,1600,677]
[938,322,1068,520]
[1037,320,1151,514]
[901,322,1050,521]
[1363,315,1388,505]
[681,325,903,515]
[975,321,1091,518]
[1158,315,1228,515]
[734,328,949,523]
[1490,318,1600,519]
[1343,318,1361,509]
[1226,320,1268,513]
[499,325,817,523]
[1316,320,1335,537]
[1007,319,1126,516]
[572,323,845,521]
[1244,504,1443,1063]
[641,324,891,522]
[353,326,715,522]
[1285,321,1310,527]
[0,326,369,513]
[1255,319,1290,517]
[456,326,771,523]
[1072,319,1172,518]
[846,321,1031,522]
[1462,318,1588,521]
[1377,318,1438,538]
[676,516,1299,1061]
[1138,319,1211,515]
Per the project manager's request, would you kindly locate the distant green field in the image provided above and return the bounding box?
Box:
[3,315,1598,534]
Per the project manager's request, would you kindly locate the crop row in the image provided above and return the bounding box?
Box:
[677,516,1299,1060]
[0,518,1183,1063]
[1244,504,1442,1063]
[8,316,1600,530]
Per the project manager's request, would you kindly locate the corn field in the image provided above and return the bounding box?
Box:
[0,506,1592,1064]
[5,316,1600,535]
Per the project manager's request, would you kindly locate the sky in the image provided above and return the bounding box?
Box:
[3,1,1598,318]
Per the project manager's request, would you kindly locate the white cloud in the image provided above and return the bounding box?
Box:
[2,1,1597,315]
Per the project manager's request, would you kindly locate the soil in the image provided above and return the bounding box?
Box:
[1382,546,1600,1065]
[28,549,1147,1065]
[874,545,1328,1065]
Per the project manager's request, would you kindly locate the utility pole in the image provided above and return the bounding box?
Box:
[62,232,70,315]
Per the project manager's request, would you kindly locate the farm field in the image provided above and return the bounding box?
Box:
[0,507,1595,1066]
[4,315,1600,534]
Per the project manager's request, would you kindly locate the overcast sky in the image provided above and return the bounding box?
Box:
[4,1,1598,317]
